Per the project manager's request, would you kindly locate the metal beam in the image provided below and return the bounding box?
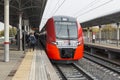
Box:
[15,0,20,4]
[0,2,19,10]
[10,0,16,5]
[21,6,41,10]
[0,0,47,28]
[21,0,31,8]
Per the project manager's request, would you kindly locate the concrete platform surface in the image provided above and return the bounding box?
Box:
[12,48,60,80]
[0,43,60,80]
[0,44,24,80]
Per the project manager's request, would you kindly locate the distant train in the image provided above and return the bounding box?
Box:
[40,16,84,63]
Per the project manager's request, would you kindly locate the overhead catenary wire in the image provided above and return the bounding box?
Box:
[41,0,98,28]
[49,0,61,17]
[76,0,113,18]
[40,0,115,29]
[74,0,99,16]
[52,0,66,15]
[41,0,65,28]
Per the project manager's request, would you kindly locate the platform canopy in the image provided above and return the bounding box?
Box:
[0,0,47,28]
[81,11,120,27]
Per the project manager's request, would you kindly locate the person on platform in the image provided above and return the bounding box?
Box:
[28,32,36,51]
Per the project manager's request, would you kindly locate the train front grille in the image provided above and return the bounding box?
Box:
[59,48,75,58]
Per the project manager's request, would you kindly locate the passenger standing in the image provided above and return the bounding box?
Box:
[28,33,37,51]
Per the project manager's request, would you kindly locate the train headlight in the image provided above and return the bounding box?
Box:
[77,41,81,46]
[51,42,58,45]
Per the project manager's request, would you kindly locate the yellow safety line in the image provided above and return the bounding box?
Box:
[12,49,34,80]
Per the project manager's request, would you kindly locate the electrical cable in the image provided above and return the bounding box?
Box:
[41,0,61,28]
[52,0,66,15]
[49,0,61,16]
[77,0,113,18]
[74,0,99,16]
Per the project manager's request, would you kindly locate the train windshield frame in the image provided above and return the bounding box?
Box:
[54,21,78,40]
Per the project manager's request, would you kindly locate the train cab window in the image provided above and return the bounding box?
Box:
[55,22,77,39]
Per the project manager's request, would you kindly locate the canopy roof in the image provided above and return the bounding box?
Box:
[0,0,47,28]
[81,11,120,27]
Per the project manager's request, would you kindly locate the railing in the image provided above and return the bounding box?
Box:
[84,37,120,47]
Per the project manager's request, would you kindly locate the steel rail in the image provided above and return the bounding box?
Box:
[54,63,96,80]
[84,51,120,74]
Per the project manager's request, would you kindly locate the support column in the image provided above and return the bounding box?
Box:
[28,26,30,34]
[23,25,26,52]
[4,0,9,62]
[108,52,117,59]
[17,29,19,47]
[19,13,23,51]
[25,25,28,34]
[116,23,119,47]
[99,25,102,44]
[87,27,90,43]
[25,25,27,31]
[90,48,94,54]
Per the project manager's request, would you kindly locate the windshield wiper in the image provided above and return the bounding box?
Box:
[67,26,70,45]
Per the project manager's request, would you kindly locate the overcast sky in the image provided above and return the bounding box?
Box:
[0,0,120,31]
[40,0,120,30]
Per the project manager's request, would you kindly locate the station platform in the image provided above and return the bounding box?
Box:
[0,43,60,80]
[84,42,120,52]
[84,42,120,59]
[0,44,24,80]
[12,48,60,80]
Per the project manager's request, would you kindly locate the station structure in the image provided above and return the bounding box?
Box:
[0,0,119,62]
[0,0,120,80]
[81,11,120,59]
[0,0,47,62]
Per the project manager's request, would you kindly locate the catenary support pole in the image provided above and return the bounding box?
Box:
[99,25,102,44]
[117,23,119,47]
[4,0,9,62]
[87,27,90,43]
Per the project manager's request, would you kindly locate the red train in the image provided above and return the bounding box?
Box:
[40,16,84,63]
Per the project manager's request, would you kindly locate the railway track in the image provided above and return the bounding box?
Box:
[84,51,120,75]
[54,63,96,80]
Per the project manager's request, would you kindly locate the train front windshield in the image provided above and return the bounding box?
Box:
[55,22,77,39]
